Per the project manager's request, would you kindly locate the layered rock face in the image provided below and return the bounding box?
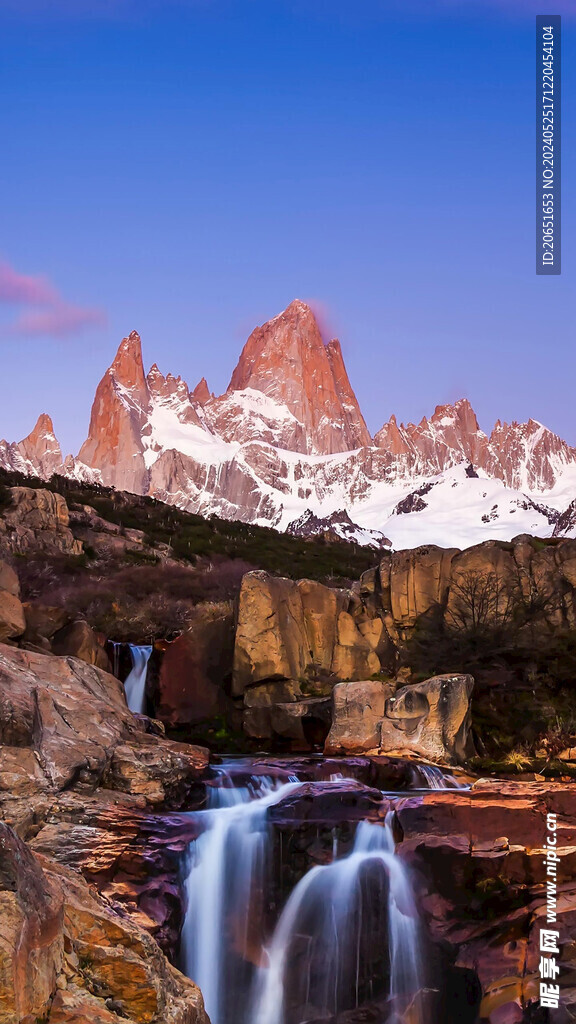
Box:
[3,299,576,548]
[0,822,208,1024]
[0,641,210,1022]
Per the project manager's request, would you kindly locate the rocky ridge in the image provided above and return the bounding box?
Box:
[2,300,576,548]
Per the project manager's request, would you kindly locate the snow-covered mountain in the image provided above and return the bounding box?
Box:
[1,299,575,549]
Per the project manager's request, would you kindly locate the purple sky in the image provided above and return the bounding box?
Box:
[0,0,574,456]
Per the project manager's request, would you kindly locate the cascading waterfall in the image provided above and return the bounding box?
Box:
[250,816,422,1024]
[181,764,425,1024]
[123,644,153,714]
[181,772,300,1024]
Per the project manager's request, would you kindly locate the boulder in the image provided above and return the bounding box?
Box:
[380,674,475,763]
[51,620,111,671]
[324,678,396,754]
[244,696,331,744]
[0,821,209,1024]
[23,601,71,640]
[0,560,19,597]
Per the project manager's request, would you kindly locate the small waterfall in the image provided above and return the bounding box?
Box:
[181,774,300,1024]
[250,817,422,1024]
[123,644,153,714]
[415,764,468,790]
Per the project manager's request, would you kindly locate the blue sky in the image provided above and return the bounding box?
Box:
[0,0,574,456]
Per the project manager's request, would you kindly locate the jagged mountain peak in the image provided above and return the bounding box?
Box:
[212,301,371,454]
[109,330,147,393]
[191,377,211,406]
[23,413,57,442]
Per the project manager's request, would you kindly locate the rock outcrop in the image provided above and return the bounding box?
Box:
[233,571,394,739]
[231,537,576,751]
[0,643,208,829]
[0,486,82,556]
[0,821,208,1024]
[0,640,211,1018]
[51,619,111,671]
[0,559,26,642]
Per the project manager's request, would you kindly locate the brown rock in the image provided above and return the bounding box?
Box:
[0,822,209,1024]
[0,587,26,641]
[154,605,234,727]
[0,561,19,597]
[0,487,82,556]
[51,620,111,671]
[380,674,475,763]
[325,678,396,754]
[0,822,64,1023]
[233,570,385,704]
[0,643,208,807]
[24,601,71,640]
[389,545,459,633]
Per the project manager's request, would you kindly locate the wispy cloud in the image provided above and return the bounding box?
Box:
[0,258,106,338]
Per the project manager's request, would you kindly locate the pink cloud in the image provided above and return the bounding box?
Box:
[0,258,106,338]
[0,262,58,306]
[11,304,107,338]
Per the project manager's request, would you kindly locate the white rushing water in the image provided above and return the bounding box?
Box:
[123,644,153,714]
[181,771,300,1024]
[415,764,468,790]
[250,815,422,1024]
[181,766,423,1024]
